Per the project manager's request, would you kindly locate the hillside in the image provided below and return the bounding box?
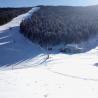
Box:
[0,7,48,68]
[0,7,31,25]
[0,6,98,98]
[20,6,98,46]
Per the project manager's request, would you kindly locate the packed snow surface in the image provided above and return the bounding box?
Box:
[0,7,47,68]
[0,7,98,98]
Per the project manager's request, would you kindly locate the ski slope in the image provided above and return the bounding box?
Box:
[0,7,98,98]
[0,7,48,69]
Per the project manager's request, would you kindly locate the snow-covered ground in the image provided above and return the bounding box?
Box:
[0,7,98,98]
[0,7,47,69]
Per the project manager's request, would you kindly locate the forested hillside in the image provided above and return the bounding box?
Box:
[0,7,31,25]
[20,6,98,46]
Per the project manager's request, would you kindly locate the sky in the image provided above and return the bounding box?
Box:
[0,0,98,7]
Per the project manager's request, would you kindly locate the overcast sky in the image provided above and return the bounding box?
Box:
[0,0,98,7]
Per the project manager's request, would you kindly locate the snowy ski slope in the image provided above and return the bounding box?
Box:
[0,7,98,98]
[0,7,48,69]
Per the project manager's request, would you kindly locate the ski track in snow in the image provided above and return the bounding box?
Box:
[0,6,98,98]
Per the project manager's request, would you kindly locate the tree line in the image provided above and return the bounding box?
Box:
[20,6,98,47]
[0,7,31,25]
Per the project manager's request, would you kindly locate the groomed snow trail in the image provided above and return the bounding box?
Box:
[0,7,48,69]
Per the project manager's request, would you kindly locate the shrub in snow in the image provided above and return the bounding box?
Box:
[20,6,98,47]
[94,63,98,67]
